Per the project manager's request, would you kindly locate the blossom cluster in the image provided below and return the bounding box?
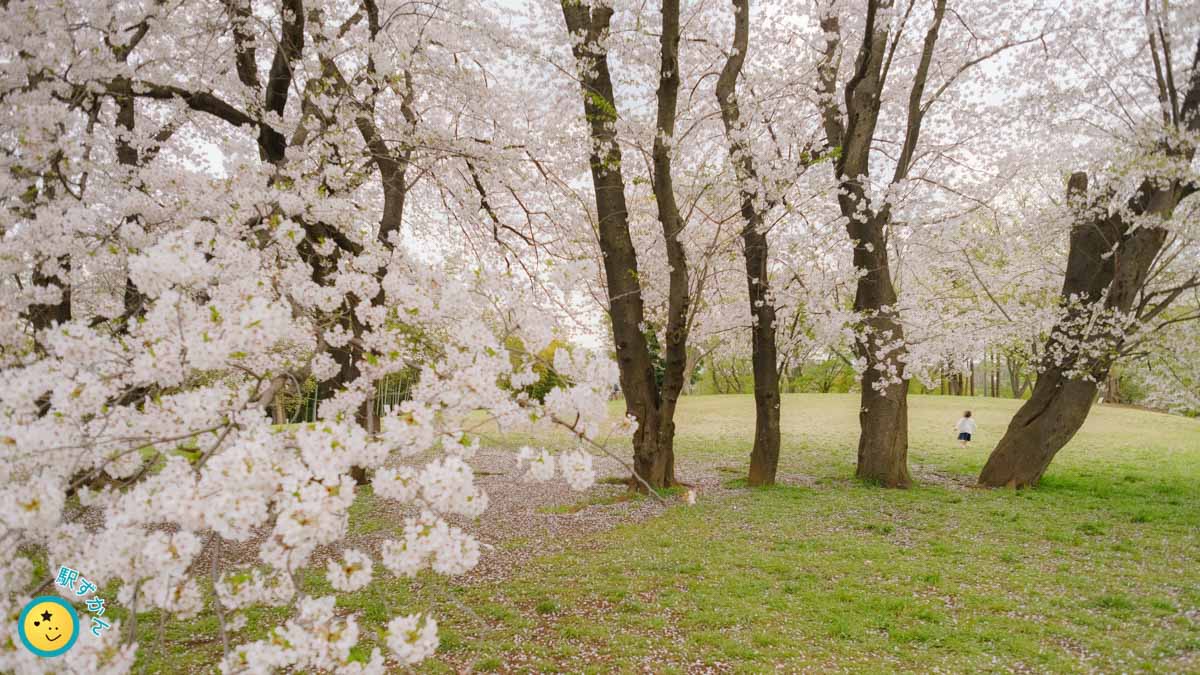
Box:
[0,2,624,672]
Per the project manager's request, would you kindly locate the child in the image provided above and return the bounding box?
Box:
[955,410,976,448]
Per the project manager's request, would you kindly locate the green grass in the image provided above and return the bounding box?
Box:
[127,394,1199,672]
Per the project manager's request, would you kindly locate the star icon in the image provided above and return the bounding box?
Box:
[40,610,52,622]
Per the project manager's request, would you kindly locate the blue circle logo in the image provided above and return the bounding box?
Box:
[17,595,79,657]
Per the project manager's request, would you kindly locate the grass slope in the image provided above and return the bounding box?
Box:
[137,394,1200,673]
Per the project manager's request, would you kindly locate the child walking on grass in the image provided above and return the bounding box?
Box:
[956,410,976,448]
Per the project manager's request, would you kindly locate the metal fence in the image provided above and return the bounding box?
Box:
[284,378,413,424]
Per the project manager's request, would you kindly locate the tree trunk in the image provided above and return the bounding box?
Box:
[979,367,1096,487]
[715,0,781,486]
[980,172,1174,487]
[632,405,677,487]
[848,216,911,487]
[745,228,781,486]
[561,2,683,489]
[854,313,912,487]
[647,0,690,488]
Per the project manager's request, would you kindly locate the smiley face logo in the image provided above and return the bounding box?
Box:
[17,596,79,657]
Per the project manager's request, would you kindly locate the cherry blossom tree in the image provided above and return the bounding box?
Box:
[714,0,788,485]
[553,0,695,488]
[978,2,1200,487]
[0,2,616,673]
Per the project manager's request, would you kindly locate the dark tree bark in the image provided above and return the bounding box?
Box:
[981,28,1200,487]
[814,0,947,487]
[716,0,781,486]
[981,172,1191,487]
[561,1,691,489]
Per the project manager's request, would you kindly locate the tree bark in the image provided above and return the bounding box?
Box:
[648,0,691,487]
[815,0,945,487]
[716,0,781,486]
[850,240,912,487]
[979,366,1097,487]
[745,231,782,485]
[980,171,1181,486]
[857,355,911,487]
[561,1,686,489]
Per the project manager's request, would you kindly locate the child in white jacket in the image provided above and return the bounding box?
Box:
[955,411,976,448]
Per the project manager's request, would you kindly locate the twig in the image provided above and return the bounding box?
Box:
[209,534,231,660]
[545,412,668,504]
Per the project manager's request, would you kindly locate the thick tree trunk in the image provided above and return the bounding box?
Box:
[979,367,1096,487]
[979,173,1115,486]
[562,2,680,489]
[980,172,1175,487]
[854,310,912,487]
[631,404,677,487]
[847,214,912,487]
[857,372,911,487]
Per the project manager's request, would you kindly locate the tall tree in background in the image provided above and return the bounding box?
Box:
[560,0,691,488]
[715,0,781,486]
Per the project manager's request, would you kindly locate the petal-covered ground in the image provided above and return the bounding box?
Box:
[129,394,1199,673]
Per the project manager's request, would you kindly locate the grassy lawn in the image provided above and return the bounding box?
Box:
[132,394,1200,672]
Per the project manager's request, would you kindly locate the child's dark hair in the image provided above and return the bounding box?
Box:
[964,410,972,418]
